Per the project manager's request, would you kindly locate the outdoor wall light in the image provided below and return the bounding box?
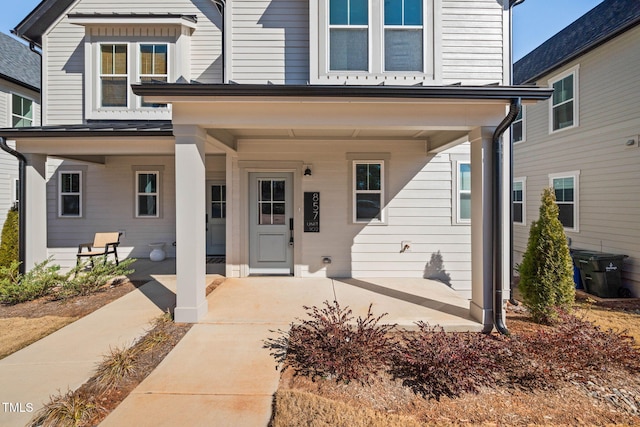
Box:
[303,165,312,176]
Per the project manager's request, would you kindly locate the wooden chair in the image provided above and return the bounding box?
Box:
[76,232,122,267]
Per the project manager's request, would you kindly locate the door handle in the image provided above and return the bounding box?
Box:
[289,218,294,247]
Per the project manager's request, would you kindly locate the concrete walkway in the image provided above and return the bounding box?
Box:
[0,276,177,427]
[100,277,482,427]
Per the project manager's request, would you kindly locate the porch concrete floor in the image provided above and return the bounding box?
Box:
[101,262,482,426]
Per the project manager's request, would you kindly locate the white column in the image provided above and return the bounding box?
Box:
[24,154,48,271]
[469,127,495,330]
[173,125,207,323]
[224,152,238,277]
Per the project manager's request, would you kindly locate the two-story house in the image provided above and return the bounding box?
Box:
[0,32,40,227]
[0,0,551,326]
[513,0,640,297]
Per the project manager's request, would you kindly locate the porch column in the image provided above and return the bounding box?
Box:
[469,127,494,330]
[24,154,48,271]
[174,125,207,323]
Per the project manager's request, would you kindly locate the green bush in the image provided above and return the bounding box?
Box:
[0,207,19,269]
[0,259,67,305]
[58,258,135,299]
[518,188,575,324]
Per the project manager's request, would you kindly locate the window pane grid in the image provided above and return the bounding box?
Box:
[139,44,168,107]
[458,162,471,222]
[551,73,575,130]
[12,94,33,128]
[100,44,128,107]
[136,172,159,217]
[354,162,383,222]
[552,176,575,229]
[329,0,369,71]
[258,179,286,225]
[211,185,226,219]
[59,172,81,217]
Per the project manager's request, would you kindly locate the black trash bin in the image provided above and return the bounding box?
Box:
[571,251,628,298]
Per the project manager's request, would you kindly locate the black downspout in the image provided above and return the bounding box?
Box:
[212,0,226,83]
[29,42,43,126]
[0,137,27,275]
[491,98,521,335]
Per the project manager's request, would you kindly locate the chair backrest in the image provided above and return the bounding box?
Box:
[93,232,121,248]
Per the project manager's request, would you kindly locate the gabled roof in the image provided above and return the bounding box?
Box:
[12,0,76,47]
[0,32,40,92]
[514,0,640,84]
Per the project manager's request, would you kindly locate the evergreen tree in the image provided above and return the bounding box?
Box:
[0,207,19,269]
[518,187,575,323]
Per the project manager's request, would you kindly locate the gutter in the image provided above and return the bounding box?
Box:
[490,98,521,335]
[211,0,226,83]
[0,137,26,275]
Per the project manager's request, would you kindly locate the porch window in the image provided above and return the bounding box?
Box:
[211,184,226,219]
[59,171,82,217]
[457,162,471,223]
[11,94,33,127]
[384,0,423,71]
[136,171,159,218]
[513,178,526,225]
[550,171,579,232]
[329,0,369,71]
[139,44,168,107]
[100,44,128,107]
[353,161,384,222]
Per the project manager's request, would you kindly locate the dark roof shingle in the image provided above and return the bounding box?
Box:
[0,32,40,91]
[514,0,640,84]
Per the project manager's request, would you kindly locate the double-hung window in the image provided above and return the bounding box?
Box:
[513,178,526,225]
[329,0,369,71]
[354,161,384,222]
[457,162,471,223]
[59,171,82,217]
[549,67,578,132]
[12,94,34,127]
[550,171,579,232]
[384,0,423,71]
[136,171,160,218]
[100,44,128,107]
[512,106,525,143]
[139,44,168,107]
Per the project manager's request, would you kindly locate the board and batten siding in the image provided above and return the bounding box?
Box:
[441,0,505,85]
[230,0,309,84]
[43,0,222,125]
[235,139,471,295]
[513,25,640,295]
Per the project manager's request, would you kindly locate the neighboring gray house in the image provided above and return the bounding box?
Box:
[513,0,640,296]
[0,0,552,325]
[0,32,41,226]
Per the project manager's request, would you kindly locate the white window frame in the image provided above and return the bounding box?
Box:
[454,160,471,224]
[383,0,425,72]
[548,65,579,134]
[99,43,129,109]
[513,177,526,225]
[328,0,370,72]
[11,93,34,128]
[512,105,525,143]
[352,160,385,224]
[135,170,160,218]
[549,171,580,232]
[137,43,169,108]
[58,171,83,218]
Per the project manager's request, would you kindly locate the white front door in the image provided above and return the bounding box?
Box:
[206,182,226,255]
[249,172,293,275]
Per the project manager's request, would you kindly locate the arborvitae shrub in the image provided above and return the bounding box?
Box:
[518,187,575,323]
[0,207,19,269]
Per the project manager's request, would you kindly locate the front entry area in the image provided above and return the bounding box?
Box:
[248,172,294,275]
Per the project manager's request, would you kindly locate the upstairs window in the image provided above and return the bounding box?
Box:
[384,0,423,71]
[139,44,168,107]
[549,67,578,132]
[329,0,369,71]
[12,94,33,127]
[512,106,524,143]
[100,44,128,107]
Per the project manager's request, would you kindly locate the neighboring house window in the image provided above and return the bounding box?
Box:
[100,44,128,107]
[513,178,526,225]
[353,161,384,222]
[211,184,226,219]
[59,171,82,217]
[12,178,19,209]
[139,44,168,107]
[136,171,159,217]
[549,171,579,232]
[512,106,524,143]
[329,0,369,71]
[11,94,33,127]
[384,0,423,71]
[549,67,578,132]
[457,162,471,223]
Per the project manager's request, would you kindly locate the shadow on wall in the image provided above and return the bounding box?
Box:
[423,251,452,286]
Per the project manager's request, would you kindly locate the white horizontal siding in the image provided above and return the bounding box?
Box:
[514,25,640,294]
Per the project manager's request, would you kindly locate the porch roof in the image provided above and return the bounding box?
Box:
[0,121,174,139]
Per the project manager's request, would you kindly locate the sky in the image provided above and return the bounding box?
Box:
[1,0,605,61]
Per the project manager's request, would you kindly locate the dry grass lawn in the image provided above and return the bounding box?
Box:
[578,304,640,344]
[0,316,77,359]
